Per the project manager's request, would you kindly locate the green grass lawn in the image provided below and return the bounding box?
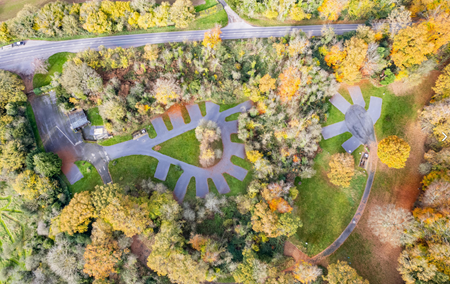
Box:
[33,52,74,89]
[68,161,103,194]
[86,107,104,126]
[291,82,419,257]
[109,155,183,190]
[155,129,201,166]
[25,102,44,152]
[195,0,218,12]
[98,134,132,146]
[162,114,174,130]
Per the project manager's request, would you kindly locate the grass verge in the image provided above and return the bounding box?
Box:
[86,107,104,126]
[26,102,44,151]
[98,134,132,146]
[109,155,183,190]
[68,161,103,194]
[33,52,74,89]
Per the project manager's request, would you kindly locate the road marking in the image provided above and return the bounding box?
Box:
[55,126,78,146]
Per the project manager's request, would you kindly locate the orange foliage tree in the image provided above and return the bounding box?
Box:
[318,0,349,21]
[277,67,301,102]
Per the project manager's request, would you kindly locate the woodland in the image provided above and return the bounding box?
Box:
[0,0,449,284]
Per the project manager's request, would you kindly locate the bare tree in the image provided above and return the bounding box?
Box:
[368,204,413,246]
[32,58,50,75]
[387,7,412,38]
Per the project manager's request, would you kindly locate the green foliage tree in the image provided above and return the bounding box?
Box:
[33,152,62,177]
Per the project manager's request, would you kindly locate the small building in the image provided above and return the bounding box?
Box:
[68,109,90,132]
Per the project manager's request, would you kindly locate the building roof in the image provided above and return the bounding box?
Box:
[68,109,89,130]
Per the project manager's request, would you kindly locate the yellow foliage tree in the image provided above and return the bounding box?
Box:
[143,44,160,61]
[259,74,276,93]
[251,201,300,238]
[0,22,12,43]
[318,0,349,21]
[169,0,195,28]
[202,26,222,49]
[246,150,263,163]
[277,67,301,102]
[377,135,411,169]
[13,170,57,200]
[154,2,171,27]
[289,6,311,21]
[432,64,450,101]
[293,261,322,283]
[323,261,369,284]
[337,37,368,84]
[57,191,96,235]
[327,153,355,187]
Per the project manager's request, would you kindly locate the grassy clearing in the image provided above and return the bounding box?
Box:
[25,102,45,152]
[291,82,416,256]
[184,177,197,203]
[98,134,132,146]
[86,107,104,126]
[231,134,244,143]
[146,124,157,138]
[68,161,103,194]
[195,0,218,12]
[109,155,183,190]
[155,129,201,166]
[33,52,74,89]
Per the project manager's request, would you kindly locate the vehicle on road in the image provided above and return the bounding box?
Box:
[13,41,25,46]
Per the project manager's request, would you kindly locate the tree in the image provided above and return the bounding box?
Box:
[387,7,411,38]
[318,0,349,21]
[169,0,195,28]
[0,140,27,172]
[0,70,26,104]
[367,204,413,246]
[91,183,123,215]
[277,67,301,102]
[102,196,153,237]
[251,201,301,238]
[55,191,95,235]
[196,119,222,167]
[152,76,182,106]
[432,64,450,101]
[32,58,50,74]
[420,98,450,146]
[293,261,322,283]
[233,248,277,284]
[12,169,57,200]
[0,22,13,43]
[33,1,67,37]
[83,219,122,280]
[202,26,222,49]
[46,237,86,283]
[327,153,355,187]
[33,152,62,177]
[377,135,411,169]
[259,74,276,93]
[59,61,103,99]
[337,37,368,84]
[323,261,369,284]
[99,99,127,123]
[153,2,171,27]
[289,6,311,21]
[421,180,450,209]
[143,44,160,61]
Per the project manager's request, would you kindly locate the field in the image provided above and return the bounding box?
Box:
[32,52,75,89]
[323,78,435,284]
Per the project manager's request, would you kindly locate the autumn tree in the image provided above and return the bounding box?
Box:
[421,180,450,209]
[327,153,355,187]
[0,22,12,43]
[0,70,26,105]
[233,248,277,284]
[337,37,368,84]
[420,99,450,146]
[59,61,103,99]
[152,76,182,107]
[251,201,301,238]
[432,64,450,101]
[91,183,124,215]
[293,261,322,283]
[277,67,301,102]
[0,140,27,172]
[169,0,195,28]
[377,135,411,168]
[367,204,413,246]
[195,119,222,167]
[387,7,411,38]
[83,219,122,280]
[290,6,311,21]
[32,58,50,74]
[54,191,95,235]
[12,170,58,200]
[323,261,369,284]
[202,25,222,49]
[33,152,62,177]
[318,0,349,21]
[189,234,225,264]
[99,99,127,123]
[33,1,67,37]
[259,74,276,94]
[143,44,160,61]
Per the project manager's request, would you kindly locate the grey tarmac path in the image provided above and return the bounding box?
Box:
[104,100,253,202]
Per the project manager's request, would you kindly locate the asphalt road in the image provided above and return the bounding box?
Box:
[0,24,359,74]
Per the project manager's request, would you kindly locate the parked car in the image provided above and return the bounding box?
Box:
[12,41,25,46]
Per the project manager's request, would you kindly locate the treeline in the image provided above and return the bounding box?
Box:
[227,0,450,22]
[0,0,196,43]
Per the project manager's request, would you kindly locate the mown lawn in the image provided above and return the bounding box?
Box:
[109,155,183,190]
[291,82,418,257]
[195,0,218,12]
[68,161,103,194]
[155,129,201,166]
[33,52,74,89]
[86,107,104,126]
